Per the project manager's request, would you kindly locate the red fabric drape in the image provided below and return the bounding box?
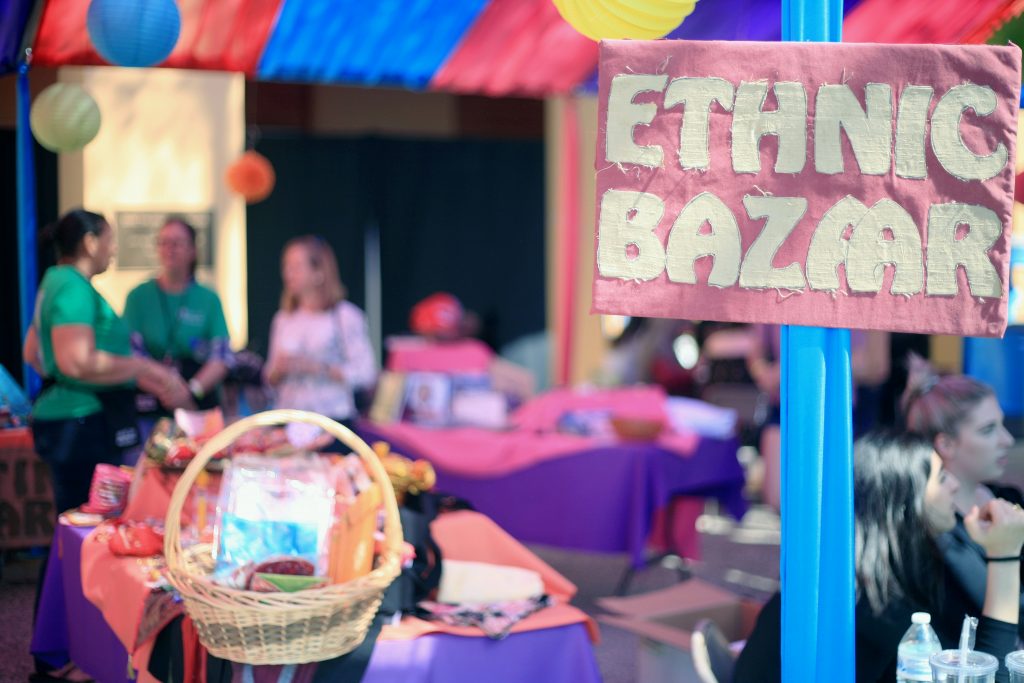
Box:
[843,0,1024,44]
[32,0,284,75]
[430,0,597,98]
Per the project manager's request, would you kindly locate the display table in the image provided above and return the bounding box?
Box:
[0,427,54,549]
[32,511,601,683]
[358,388,747,566]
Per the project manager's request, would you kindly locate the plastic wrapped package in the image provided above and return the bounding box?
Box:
[213,453,335,576]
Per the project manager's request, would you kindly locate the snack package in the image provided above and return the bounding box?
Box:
[213,453,335,576]
[80,464,133,516]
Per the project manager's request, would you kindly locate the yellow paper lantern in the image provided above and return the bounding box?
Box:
[553,0,697,41]
[29,83,102,153]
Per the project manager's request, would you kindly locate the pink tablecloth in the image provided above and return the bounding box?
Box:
[385,338,495,373]
[368,386,699,479]
[362,420,699,478]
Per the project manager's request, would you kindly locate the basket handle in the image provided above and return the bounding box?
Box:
[163,409,404,575]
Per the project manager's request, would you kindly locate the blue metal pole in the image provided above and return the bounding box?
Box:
[16,58,41,397]
[780,1,854,682]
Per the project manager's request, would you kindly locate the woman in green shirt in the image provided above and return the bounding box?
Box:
[123,217,230,418]
[23,210,187,514]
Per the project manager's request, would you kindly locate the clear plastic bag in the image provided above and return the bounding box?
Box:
[213,452,335,576]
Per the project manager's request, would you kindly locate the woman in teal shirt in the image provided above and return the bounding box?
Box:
[23,210,187,514]
[123,217,230,416]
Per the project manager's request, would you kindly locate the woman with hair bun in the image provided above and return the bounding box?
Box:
[901,353,1023,638]
[23,210,188,514]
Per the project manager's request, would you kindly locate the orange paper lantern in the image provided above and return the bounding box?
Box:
[225,150,276,204]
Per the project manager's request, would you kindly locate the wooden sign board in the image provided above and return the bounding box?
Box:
[0,429,54,549]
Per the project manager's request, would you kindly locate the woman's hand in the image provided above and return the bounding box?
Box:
[965,499,1024,558]
[138,361,194,410]
[277,354,315,376]
[967,499,1024,624]
[160,371,196,411]
[285,355,342,379]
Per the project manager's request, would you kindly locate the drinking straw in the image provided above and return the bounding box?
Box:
[958,615,978,683]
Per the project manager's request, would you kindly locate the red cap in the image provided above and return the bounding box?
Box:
[410,293,464,338]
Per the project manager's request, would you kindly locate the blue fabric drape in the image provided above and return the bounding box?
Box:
[780,2,854,682]
[16,61,40,396]
[257,0,488,88]
[0,0,34,75]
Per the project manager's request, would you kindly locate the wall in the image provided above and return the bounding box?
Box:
[57,66,247,347]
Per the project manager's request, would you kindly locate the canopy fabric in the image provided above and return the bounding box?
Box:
[30,0,284,75]
[844,0,1024,44]
[430,0,596,98]
[0,0,33,74]
[258,0,488,88]
[1,0,1021,97]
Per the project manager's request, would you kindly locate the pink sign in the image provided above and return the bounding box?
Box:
[592,40,1021,337]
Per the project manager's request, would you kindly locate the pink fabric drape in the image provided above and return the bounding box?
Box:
[556,98,580,386]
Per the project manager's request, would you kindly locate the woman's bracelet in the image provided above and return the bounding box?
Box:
[984,554,1021,563]
[188,378,205,399]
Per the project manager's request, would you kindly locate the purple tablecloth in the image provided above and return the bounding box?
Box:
[31,524,603,683]
[358,424,747,567]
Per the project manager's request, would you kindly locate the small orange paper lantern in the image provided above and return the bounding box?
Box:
[225,150,275,204]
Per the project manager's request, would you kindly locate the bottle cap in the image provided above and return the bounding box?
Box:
[912,612,931,625]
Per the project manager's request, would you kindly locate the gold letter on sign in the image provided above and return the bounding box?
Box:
[931,84,1007,182]
[806,196,870,291]
[895,86,933,180]
[665,192,741,286]
[926,203,1002,297]
[606,74,669,168]
[664,77,735,171]
[732,81,807,174]
[814,83,893,176]
[739,196,808,290]
[846,200,923,295]
[597,190,666,280]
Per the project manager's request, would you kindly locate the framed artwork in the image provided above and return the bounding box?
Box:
[115,210,214,270]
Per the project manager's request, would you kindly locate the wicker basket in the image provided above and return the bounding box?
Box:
[163,409,403,665]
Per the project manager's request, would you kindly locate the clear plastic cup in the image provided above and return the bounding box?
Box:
[1006,650,1024,683]
[930,650,998,683]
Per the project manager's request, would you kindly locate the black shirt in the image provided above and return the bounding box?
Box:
[937,483,1024,641]
[734,590,1018,683]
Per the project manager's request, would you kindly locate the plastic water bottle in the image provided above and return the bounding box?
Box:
[897,612,942,682]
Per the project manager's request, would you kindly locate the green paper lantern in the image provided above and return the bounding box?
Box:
[30,84,102,153]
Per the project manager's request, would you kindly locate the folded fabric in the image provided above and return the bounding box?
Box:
[438,560,544,604]
[418,595,552,640]
[108,521,165,557]
[665,396,738,439]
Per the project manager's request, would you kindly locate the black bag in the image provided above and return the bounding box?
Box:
[136,357,219,415]
[379,493,474,615]
[95,387,141,451]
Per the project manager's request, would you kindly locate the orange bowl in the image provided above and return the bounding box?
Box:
[610,416,665,441]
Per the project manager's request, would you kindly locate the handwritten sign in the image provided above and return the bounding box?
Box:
[0,429,54,549]
[592,41,1022,337]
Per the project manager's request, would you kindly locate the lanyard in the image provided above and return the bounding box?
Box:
[156,282,190,363]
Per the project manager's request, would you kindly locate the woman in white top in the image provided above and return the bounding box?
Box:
[265,236,377,432]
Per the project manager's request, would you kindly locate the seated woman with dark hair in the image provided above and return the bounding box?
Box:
[734,431,1024,683]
